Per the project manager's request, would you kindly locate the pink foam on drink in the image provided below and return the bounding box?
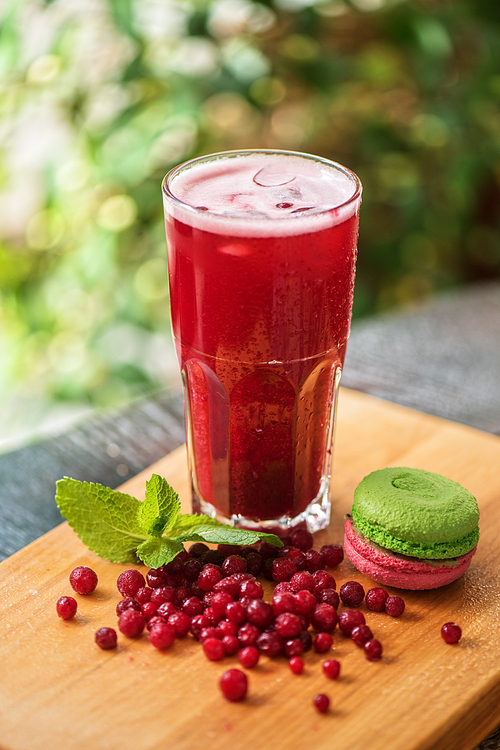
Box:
[165,152,360,238]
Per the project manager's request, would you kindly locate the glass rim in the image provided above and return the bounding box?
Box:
[161,148,362,221]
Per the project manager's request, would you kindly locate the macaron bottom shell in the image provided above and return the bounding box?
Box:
[344,518,477,590]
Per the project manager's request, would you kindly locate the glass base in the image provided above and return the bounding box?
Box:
[191,477,331,535]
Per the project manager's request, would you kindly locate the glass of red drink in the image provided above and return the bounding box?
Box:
[162,150,361,532]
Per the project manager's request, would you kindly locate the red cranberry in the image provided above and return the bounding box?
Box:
[385,595,405,617]
[183,558,202,581]
[188,542,210,558]
[221,555,246,577]
[274,612,301,638]
[216,620,238,638]
[305,549,325,573]
[226,601,247,624]
[339,580,365,607]
[222,634,240,656]
[147,615,166,631]
[116,569,145,598]
[238,645,260,669]
[182,596,204,617]
[294,589,317,616]
[289,527,314,552]
[69,566,98,595]
[313,570,336,593]
[313,632,333,653]
[317,588,340,609]
[150,586,176,606]
[189,581,205,599]
[320,544,344,568]
[310,603,338,632]
[290,571,315,593]
[338,609,365,635]
[246,599,273,628]
[322,659,341,680]
[118,608,146,638]
[272,558,297,582]
[142,601,158,620]
[156,601,177,619]
[146,568,167,589]
[220,668,248,702]
[285,549,306,571]
[175,586,191,605]
[364,638,383,661]
[213,576,240,598]
[135,587,152,605]
[204,606,223,626]
[257,541,280,560]
[365,587,389,612]
[351,624,373,646]
[148,621,175,649]
[314,694,330,713]
[199,626,219,643]
[56,596,77,620]
[239,578,263,600]
[284,637,304,657]
[203,637,225,661]
[237,622,260,648]
[200,550,225,567]
[116,598,142,617]
[441,622,462,644]
[272,591,297,616]
[273,581,293,595]
[198,564,222,592]
[168,611,191,638]
[217,543,242,558]
[245,552,264,577]
[190,614,210,639]
[299,630,313,652]
[289,656,305,674]
[256,630,283,657]
[95,626,117,649]
[211,591,234,616]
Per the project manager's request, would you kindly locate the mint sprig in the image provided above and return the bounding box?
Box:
[55,474,282,567]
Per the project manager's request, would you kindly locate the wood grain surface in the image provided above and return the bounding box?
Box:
[1,389,500,750]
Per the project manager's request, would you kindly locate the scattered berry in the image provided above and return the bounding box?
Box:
[289,528,314,552]
[385,595,405,617]
[310,603,338,633]
[238,646,260,669]
[366,587,389,612]
[339,580,365,607]
[289,656,305,674]
[221,634,240,656]
[116,569,146,598]
[338,609,365,635]
[56,596,77,620]
[351,624,373,646]
[441,622,462,644]
[322,659,341,680]
[220,668,248,702]
[271,557,297,582]
[69,566,98,595]
[304,549,325,573]
[148,622,176,649]
[198,564,222,592]
[95,627,117,650]
[364,639,383,661]
[313,693,330,713]
[320,544,343,568]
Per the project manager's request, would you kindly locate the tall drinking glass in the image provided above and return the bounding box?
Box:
[162,150,361,532]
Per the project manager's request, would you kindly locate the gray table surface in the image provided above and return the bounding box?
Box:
[1,280,499,749]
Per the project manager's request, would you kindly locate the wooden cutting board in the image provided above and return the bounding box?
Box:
[1,388,500,750]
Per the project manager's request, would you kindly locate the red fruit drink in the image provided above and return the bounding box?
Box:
[162,150,361,531]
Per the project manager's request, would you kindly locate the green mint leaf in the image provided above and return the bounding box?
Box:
[136,537,184,568]
[136,474,181,537]
[172,513,283,548]
[55,478,147,563]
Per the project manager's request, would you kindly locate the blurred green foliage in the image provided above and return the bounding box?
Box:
[1,0,500,443]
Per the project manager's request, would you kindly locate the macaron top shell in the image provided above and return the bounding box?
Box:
[352,467,480,559]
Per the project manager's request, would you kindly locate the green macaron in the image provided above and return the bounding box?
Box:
[352,467,480,560]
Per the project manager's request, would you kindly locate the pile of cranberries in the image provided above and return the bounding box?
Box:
[56,529,461,713]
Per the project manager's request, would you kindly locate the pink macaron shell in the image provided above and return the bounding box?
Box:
[344,518,477,590]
